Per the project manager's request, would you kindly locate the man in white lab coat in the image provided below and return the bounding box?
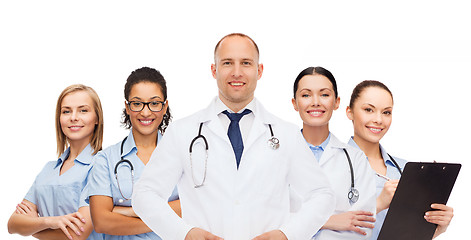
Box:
[132,33,335,240]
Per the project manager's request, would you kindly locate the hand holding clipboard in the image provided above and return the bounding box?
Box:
[378,162,460,240]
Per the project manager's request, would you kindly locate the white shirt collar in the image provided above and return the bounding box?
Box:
[215,97,256,115]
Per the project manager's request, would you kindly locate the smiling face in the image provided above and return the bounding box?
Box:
[60,90,98,146]
[347,86,393,145]
[292,74,340,128]
[125,81,168,139]
[211,35,263,111]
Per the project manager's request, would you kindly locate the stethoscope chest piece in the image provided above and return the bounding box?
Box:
[268,137,280,150]
[343,148,360,205]
[348,187,359,204]
[267,124,279,150]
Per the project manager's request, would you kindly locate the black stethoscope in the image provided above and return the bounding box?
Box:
[189,122,279,188]
[114,137,134,203]
[343,149,402,204]
[388,154,403,175]
[342,149,359,204]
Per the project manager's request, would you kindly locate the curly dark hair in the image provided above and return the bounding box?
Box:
[121,67,172,134]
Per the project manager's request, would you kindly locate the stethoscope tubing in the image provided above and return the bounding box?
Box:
[189,122,279,188]
[189,123,208,188]
[343,148,402,204]
[114,137,134,202]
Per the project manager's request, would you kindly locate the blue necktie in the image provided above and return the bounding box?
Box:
[223,109,252,169]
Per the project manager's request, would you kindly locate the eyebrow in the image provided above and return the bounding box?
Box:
[219,58,233,62]
[319,88,333,92]
[363,103,392,110]
[299,88,312,92]
[219,58,254,62]
[363,103,376,108]
[61,105,90,109]
[61,105,91,109]
[129,96,163,101]
[299,88,332,92]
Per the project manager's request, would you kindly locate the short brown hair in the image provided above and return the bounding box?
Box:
[55,84,104,156]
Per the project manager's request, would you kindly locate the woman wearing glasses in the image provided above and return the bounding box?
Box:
[8,84,104,240]
[87,67,180,240]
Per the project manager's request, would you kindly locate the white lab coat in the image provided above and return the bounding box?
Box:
[133,98,335,240]
[309,134,377,239]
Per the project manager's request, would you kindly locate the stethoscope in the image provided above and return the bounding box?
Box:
[388,153,403,175]
[114,136,134,203]
[189,122,279,188]
[343,150,402,204]
[342,149,360,205]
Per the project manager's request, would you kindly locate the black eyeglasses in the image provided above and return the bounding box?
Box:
[127,100,166,112]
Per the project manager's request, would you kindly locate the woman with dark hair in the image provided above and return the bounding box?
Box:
[87,67,180,240]
[346,80,453,239]
[291,67,376,239]
[8,84,104,240]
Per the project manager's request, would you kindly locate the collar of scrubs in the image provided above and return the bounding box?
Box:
[379,144,404,170]
[347,136,359,149]
[54,144,94,168]
[303,132,331,161]
[304,131,331,150]
[122,128,163,158]
[347,136,404,170]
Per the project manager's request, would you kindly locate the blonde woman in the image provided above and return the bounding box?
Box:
[8,84,104,240]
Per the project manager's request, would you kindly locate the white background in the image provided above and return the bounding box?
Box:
[1,1,469,239]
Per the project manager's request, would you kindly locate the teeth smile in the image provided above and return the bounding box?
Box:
[230,82,244,86]
[368,127,382,133]
[308,111,323,117]
[140,120,153,124]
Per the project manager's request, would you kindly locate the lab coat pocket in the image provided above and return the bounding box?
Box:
[253,147,289,207]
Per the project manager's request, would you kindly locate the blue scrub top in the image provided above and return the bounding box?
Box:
[348,137,407,240]
[87,130,179,240]
[24,144,103,240]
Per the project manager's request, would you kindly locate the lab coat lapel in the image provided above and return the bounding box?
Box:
[319,146,334,167]
[244,116,266,151]
[244,100,275,153]
[318,134,345,166]
[198,100,231,146]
